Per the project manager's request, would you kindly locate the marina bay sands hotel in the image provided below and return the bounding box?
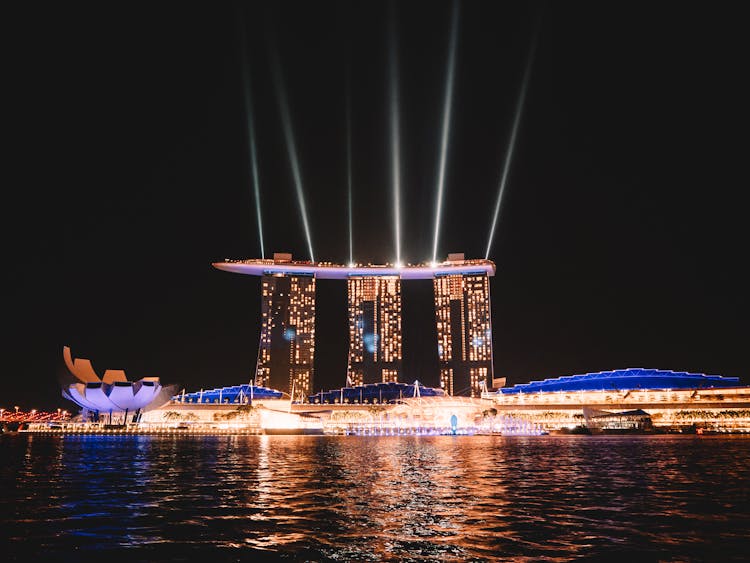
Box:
[213,253,496,401]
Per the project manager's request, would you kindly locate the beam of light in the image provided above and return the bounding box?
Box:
[238,16,265,259]
[388,4,402,266]
[485,27,539,260]
[432,0,460,264]
[346,74,354,267]
[269,48,315,262]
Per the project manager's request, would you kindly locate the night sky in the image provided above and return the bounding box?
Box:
[7,1,747,410]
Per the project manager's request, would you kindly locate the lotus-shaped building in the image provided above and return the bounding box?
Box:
[61,346,170,414]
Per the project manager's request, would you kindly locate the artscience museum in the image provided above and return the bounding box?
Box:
[61,346,173,421]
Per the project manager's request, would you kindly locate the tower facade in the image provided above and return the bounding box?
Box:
[347,275,402,386]
[433,272,493,397]
[256,273,316,401]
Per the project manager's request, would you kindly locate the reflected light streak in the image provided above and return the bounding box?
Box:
[485,28,538,260]
[432,0,460,263]
[270,48,315,262]
[388,5,402,266]
[239,17,265,259]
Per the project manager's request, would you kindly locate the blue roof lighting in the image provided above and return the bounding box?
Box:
[310,381,445,404]
[175,384,283,404]
[499,368,740,394]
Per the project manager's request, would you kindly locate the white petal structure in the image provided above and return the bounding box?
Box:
[64,381,163,412]
[63,383,101,411]
[61,347,166,413]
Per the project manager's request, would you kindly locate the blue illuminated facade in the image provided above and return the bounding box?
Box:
[176,384,283,404]
[310,381,445,404]
[499,368,740,394]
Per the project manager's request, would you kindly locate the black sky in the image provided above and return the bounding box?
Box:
[7,1,748,410]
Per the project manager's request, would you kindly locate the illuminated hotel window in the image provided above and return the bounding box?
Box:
[440,368,454,396]
[257,274,316,399]
[433,272,493,396]
[347,276,402,385]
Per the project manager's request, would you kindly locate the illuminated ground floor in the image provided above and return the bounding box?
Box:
[483,385,750,433]
[141,383,750,432]
[29,383,750,435]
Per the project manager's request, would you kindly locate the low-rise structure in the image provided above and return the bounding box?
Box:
[483,368,750,432]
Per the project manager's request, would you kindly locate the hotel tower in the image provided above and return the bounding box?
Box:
[256,255,316,401]
[433,255,493,397]
[213,252,495,400]
[346,275,402,386]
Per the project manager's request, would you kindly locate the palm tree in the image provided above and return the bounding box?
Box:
[237,404,256,415]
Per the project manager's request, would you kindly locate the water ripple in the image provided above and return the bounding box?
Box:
[1,434,749,561]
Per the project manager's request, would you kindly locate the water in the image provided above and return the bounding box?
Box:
[2,434,749,561]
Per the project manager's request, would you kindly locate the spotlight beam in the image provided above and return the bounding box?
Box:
[432,0,460,264]
[238,16,265,259]
[388,4,402,266]
[270,47,315,262]
[485,28,539,260]
[346,74,354,266]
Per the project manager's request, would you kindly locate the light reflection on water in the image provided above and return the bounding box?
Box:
[2,434,749,561]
